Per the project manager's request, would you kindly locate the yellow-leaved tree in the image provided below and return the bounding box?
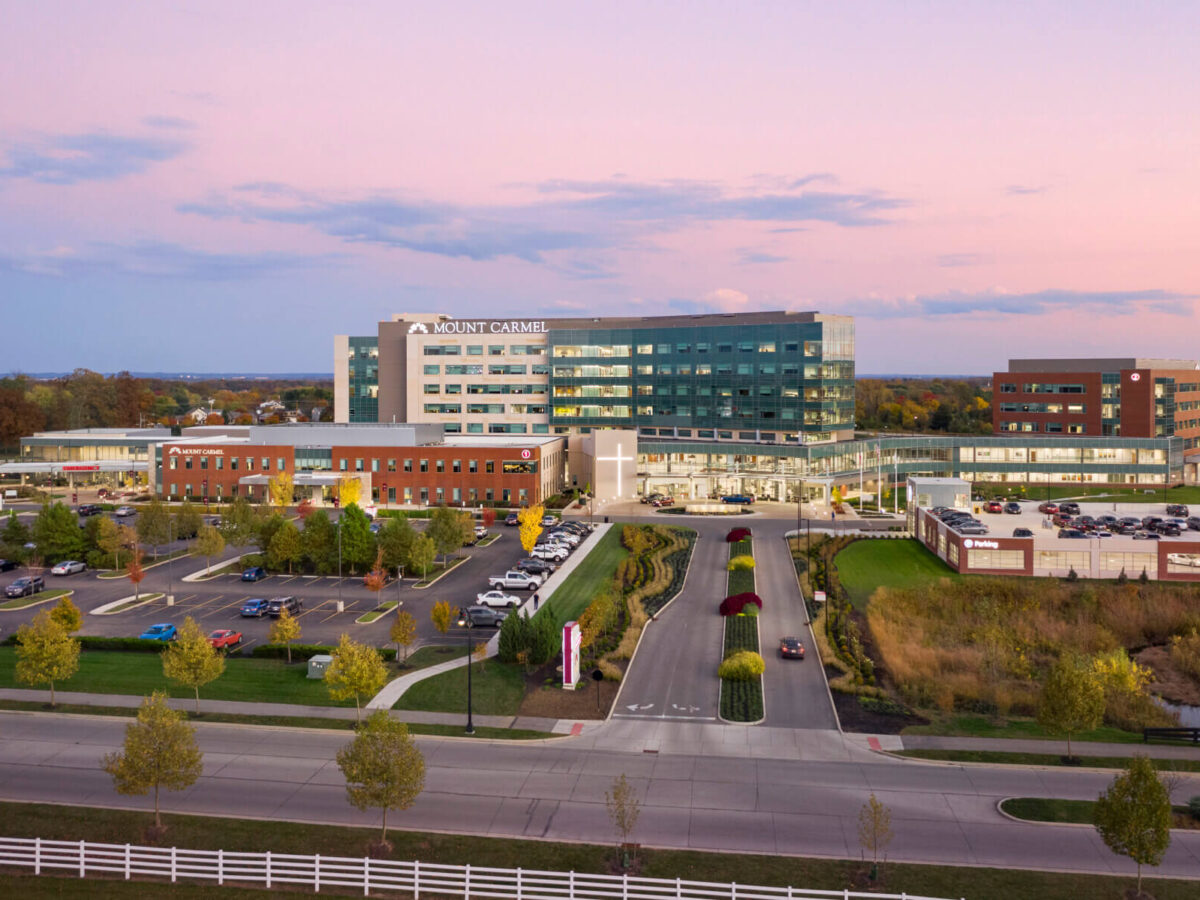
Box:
[268,471,294,511]
[338,475,363,508]
[518,504,545,554]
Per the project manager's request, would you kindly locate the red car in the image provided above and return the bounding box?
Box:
[1038,501,1059,514]
[985,500,1004,513]
[208,629,243,649]
[779,636,805,659]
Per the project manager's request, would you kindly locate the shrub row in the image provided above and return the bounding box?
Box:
[725,527,752,543]
[719,586,763,722]
[643,533,697,616]
[720,676,764,721]
[719,592,763,617]
[718,650,765,681]
[250,643,397,662]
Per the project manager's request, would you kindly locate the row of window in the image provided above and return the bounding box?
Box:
[168,483,535,505]
[998,383,1087,394]
[423,403,548,415]
[553,340,821,356]
[422,344,544,356]
[423,383,549,395]
[998,403,1086,414]
[168,455,283,472]
[442,423,545,434]
[334,457,538,475]
[552,404,822,422]
[998,422,1087,434]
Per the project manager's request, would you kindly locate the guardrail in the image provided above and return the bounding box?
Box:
[1144,726,1200,744]
[0,837,962,899]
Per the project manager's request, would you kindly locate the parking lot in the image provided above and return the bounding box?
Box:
[950,499,1200,543]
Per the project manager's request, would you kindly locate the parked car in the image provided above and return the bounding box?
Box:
[1057,528,1087,539]
[1133,530,1162,541]
[641,493,663,505]
[139,623,177,642]
[0,559,16,572]
[1037,501,1059,514]
[208,629,243,649]
[475,590,520,609]
[474,525,488,540]
[5,575,45,597]
[1188,516,1200,531]
[779,636,805,660]
[114,506,136,517]
[530,545,568,563]
[240,598,270,617]
[267,596,302,617]
[241,566,267,582]
[1058,502,1081,515]
[721,494,755,504]
[1012,528,1034,538]
[488,570,543,591]
[1154,522,1182,536]
[50,560,86,576]
[985,500,1004,513]
[504,512,519,526]
[1166,504,1190,517]
[651,495,675,507]
[1142,515,1163,529]
[540,515,557,526]
[461,605,508,628]
[1004,502,1022,514]
[76,504,101,516]
[515,558,554,576]
[1114,522,1139,535]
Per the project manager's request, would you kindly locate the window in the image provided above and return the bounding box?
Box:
[452,459,461,473]
[966,549,1025,570]
[387,458,396,472]
[371,458,380,472]
[423,364,440,375]
[404,458,412,472]
[230,457,238,471]
[423,384,440,394]
[637,344,653,354]
[199,457,207,470]
[738,341,754,352]
[338,458,347,471]
[999,383,1017,393]
[354,458,363,472]
[758,342,775,353]
[489,345,505,355]
[436,460,445,473]
[185,457,193,470]
[466,345,483,355]
[277,458,285,471]
[419,459,428,473]
[486,461,495,474]
[696,342,710,353]
[469,459,477,473]
[445,384,461,394]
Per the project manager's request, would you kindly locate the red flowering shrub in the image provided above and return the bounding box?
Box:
[726,527,753,543]
[719,592,763,616]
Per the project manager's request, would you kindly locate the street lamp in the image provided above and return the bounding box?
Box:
[455,607,475,735]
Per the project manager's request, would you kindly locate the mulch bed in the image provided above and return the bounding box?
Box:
[515,660,626,720]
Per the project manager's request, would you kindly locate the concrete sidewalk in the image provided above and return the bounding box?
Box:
[901,733,1200,759]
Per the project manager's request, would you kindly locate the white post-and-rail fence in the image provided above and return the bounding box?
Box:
[0,837,963,900]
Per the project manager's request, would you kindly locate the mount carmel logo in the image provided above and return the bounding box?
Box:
[408,322,429,334]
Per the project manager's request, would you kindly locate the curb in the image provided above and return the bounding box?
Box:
[182,552,255,583]
[410,555,470,590]
[90,593,165,616]
[0,589,75,614]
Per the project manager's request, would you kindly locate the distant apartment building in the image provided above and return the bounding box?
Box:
[993,358,1200,451]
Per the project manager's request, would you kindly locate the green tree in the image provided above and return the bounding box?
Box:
[302,509,337,574]
[162,616,225,712]
[15,610,80,707]
[269,609,302,663]
[390,610,417,663]
[49,595,83,633]
[430,599,454,637]
[338,504,375,574]
[219,497,261,547]
[192,524,225,573]
[267,519,302,573]
[408,533,436,581]
[96,515,123,569]
[101,692,203,833]
[336,710,425,848]
[324,633,388,722]
[174,499,203,540]
[377,516,415,577]
[605,773,641,868]
[427,506,468,564]
[1094,756,1172,897]
[256,512,287,555]
[31,501,85,563]
[137,498,172,560]
[1036,654,1105,760]
[2,510,31,557]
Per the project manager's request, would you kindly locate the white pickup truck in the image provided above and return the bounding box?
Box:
[487,570,544,591]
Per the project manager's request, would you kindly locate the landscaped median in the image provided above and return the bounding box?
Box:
[719,527,764,723]
[0,589,72,611]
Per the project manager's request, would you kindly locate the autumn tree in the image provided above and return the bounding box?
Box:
[605,773,641,868]
[390,610,417,664]
[363,548,388,602]
[126,551,146,602]
[192,523,225,573]
[96,515,123,569]
[15,610,80,706]
[518,504,545,554]
[268,471,294,511]
[137,498,172,560]
[324,633,389,722]
[1094,756,1172,898]
[408,533,436,581]
[1037,654,1104,761]
[296,497,314,521]
[162,616,225,712]
[480,507,496,529]
[269,609,302,663]
[857,793,894,879]
[336,710,425,850]
[101,692,203,834]
[430,600,454,637]
[337,475,363,508]
[267,519,302,573]
[49,595,83,633]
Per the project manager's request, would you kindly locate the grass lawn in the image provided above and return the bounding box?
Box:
[355,600,398,623]
[393,658,525,715]
[4,801,1200,900]
[1005,485,1200,505]
[540,524,628,625]
[903,714,1143,744]
[398,644,469,669]
[0,647,356,707]
[1002,797,1198,829]
[0,588,71,610]
[901,749,1200,773]
[835,538,961,610]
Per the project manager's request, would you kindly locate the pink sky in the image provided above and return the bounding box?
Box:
[1,2,1197,373]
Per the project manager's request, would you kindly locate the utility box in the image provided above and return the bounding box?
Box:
[307,654,333,679]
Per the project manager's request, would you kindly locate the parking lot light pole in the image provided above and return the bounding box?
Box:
[337,519,343,608]
[456,608,475,735]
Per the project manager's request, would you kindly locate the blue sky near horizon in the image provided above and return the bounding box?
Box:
[1,2,1197,375]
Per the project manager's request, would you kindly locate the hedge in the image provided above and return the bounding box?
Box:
[251,643,397,662]
[727,554,755,572]
[719,650,765,681]
[719,592,762,616]
[725,527,752,543]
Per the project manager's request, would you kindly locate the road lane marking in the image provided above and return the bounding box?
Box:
[612,713,717,721]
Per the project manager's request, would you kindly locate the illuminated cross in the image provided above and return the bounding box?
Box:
[597,443,634,498]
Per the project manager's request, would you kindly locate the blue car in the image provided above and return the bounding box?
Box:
[240,598,270,618]
[722,494,755,504]
[241,566,266,582]
[139,623,177,642]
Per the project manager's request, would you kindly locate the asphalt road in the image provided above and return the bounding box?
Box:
[4,712,1199,879]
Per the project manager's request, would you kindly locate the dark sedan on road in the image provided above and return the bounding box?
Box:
[779,637,805,660]
[5,576,45,597]
[0,559,17,572]
[240,598,270,617]
[242,566,267,582]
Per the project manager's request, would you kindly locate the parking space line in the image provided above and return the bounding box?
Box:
[198,596,247,619]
